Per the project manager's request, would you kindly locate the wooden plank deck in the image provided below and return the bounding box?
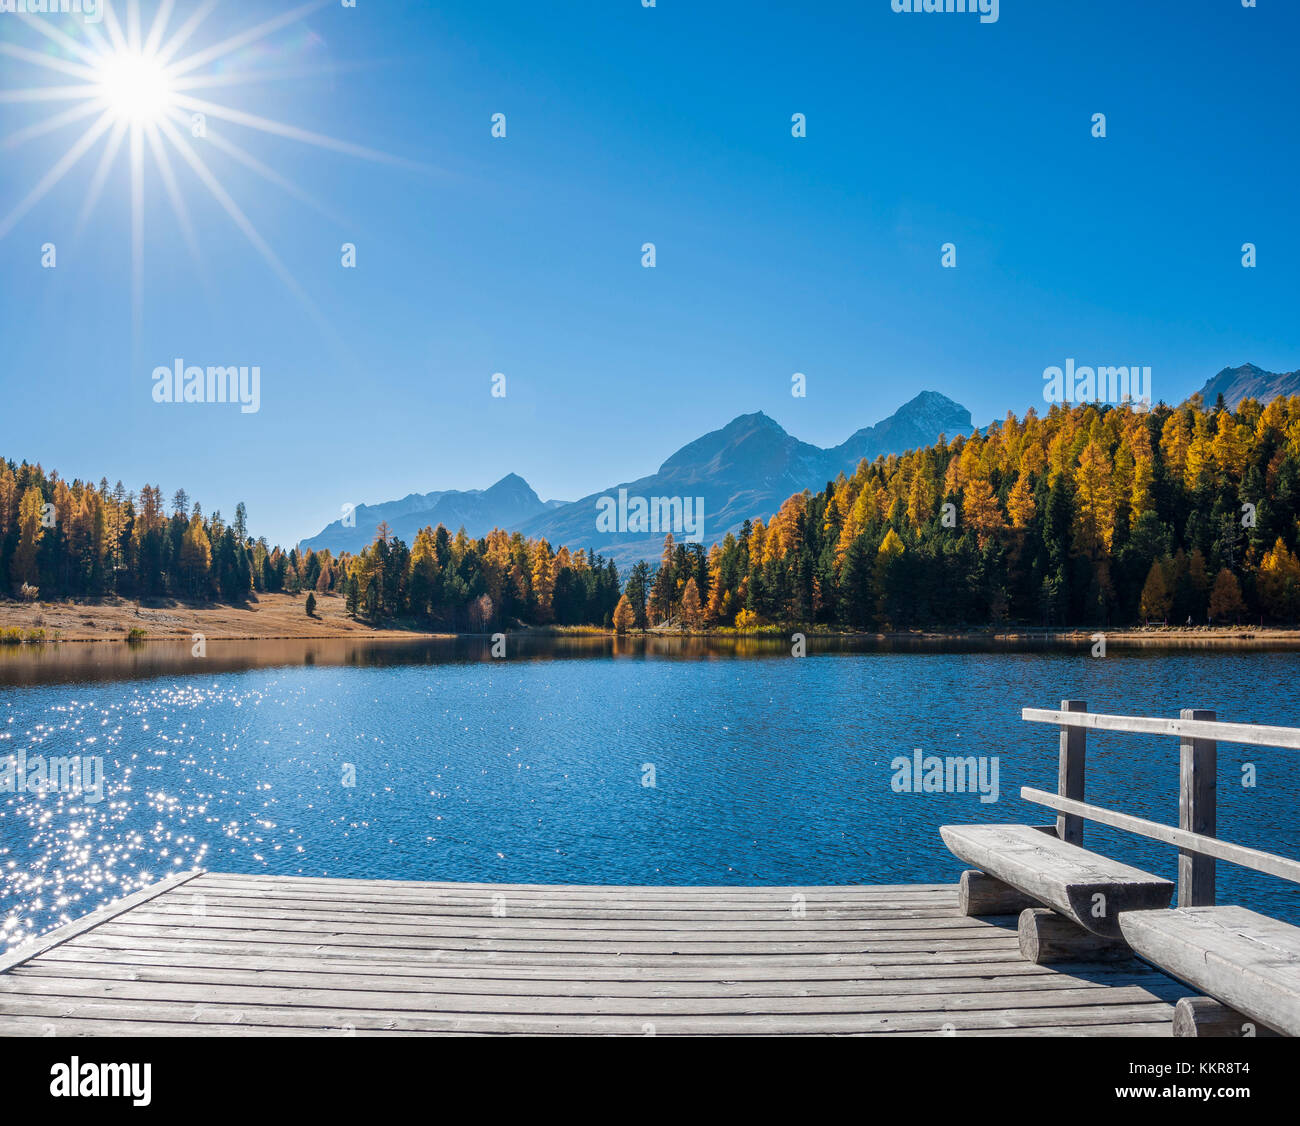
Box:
[0,870,1194,1036]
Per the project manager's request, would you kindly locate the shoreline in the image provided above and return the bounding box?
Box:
[1,596,1297,646]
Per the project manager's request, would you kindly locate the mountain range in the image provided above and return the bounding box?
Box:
[300,391,974,566]
[513,391,974,566]
[299,473,566,556]
[300,366,1300,566]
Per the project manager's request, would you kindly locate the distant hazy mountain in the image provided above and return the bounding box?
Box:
[832,390,976,465]
[300,473,558,555]
[515,392,974,567]
[1194,364,1300,410]
[300,392,973,564]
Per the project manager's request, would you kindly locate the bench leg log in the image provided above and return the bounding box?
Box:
[1018,908,1131,964]
[1173,997,1281,1038]
[958,870,1041,917]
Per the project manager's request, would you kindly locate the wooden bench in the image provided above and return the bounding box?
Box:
[1119,906,1300,1037]
[955,700,1300,1035]
[939,823,1174,939]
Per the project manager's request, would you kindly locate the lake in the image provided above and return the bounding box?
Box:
[2,635,1298,950]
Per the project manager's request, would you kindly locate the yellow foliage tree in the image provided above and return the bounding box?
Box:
[1074,440,1116,555]
[1006,473,1036,530]
[530,539,556,622]
[12,486,45,586]
[180,510,212,595]
[680,577,703,630]
[962,478,1004,547]
[1258,539,1300,621]
[612,594,635,633]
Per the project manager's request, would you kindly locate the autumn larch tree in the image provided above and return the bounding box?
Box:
[12,487,44,587]
[680,576,703,630]
[1208,568,1246,624]
[1139,561,1172,621]
[179,509,212,598]
[612,594,635,633]
[530,539,556,622]
[1258,539,1300,622]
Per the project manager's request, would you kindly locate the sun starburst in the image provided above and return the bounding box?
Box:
[0,0,426,339]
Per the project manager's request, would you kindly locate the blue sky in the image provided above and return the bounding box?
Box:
[1,0,1297,548]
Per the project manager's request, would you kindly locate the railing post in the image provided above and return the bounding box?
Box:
[1179,708,1217,907]
[1057,700,1087,845]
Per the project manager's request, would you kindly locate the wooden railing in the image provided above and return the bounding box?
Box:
[1020,701,1300,907]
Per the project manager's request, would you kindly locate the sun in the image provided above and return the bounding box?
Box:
[0,0,428,336]
[95,49,173,126]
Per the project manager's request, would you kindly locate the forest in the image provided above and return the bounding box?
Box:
[664,394,1300,630]
[0,473,621,632]
[3,394,1299,631]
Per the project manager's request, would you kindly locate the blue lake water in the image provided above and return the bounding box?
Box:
[2,637,1298,949]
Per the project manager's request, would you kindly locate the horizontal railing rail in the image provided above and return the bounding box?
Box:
[1021,787,1300,886]
[1022,707,1300,749]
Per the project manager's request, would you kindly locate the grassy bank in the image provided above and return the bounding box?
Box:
[0,593,449,642]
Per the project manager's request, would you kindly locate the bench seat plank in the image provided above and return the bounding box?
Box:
[1119,907,1300,1037]
[939,824,1174,938]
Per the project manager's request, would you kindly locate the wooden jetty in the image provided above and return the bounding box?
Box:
[1,700,1296,1037]
[0,872,1190,1036]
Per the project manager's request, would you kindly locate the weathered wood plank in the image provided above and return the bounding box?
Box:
[94,920,1017,954]
[37,942,1084,980]
[181,880,958,909]
[126,904,1008,941]
[939,823,1173,937]
[0,992,1180,1034]
[158,890,963,921]
[189,874,954,896]
[893,1022,1175,1037]
[12,959,1183,1001]
[0,1015,375,1037]
[1021,707,1300,749]
[57,930,1036,967]
[0,972,1185,1018]
[1020,788,1300,886]
[1119,906,1300,1037]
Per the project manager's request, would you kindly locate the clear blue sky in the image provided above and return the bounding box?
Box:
[1,0,1296,548]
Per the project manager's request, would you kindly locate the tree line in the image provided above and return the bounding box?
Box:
[0,466,620,630]
[6,394,1300,632]
[611,394,1300,630]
